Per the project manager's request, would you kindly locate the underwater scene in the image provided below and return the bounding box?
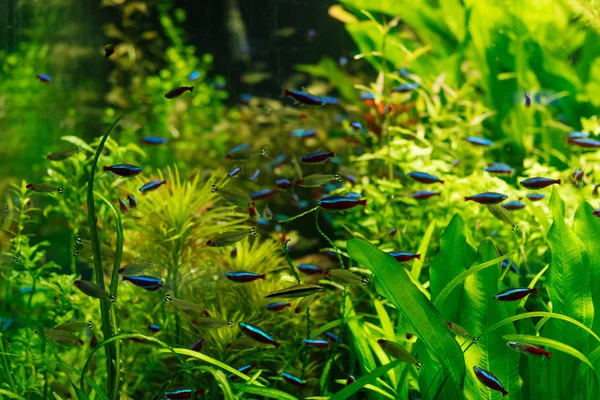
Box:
[2,0,600,399]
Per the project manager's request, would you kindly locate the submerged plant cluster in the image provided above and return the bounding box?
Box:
[2,0,600,399]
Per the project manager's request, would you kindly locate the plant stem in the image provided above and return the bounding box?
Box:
[86,114,124,397]
[95,191,125,400]
[282,239,301,284]
[314,208,344,269]
[0,332,16,392]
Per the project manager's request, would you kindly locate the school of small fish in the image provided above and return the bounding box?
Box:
[10,23,599,398]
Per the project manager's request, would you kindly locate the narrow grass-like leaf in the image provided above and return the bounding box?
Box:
[503,334,597,374]
[0,389,26,400]
[345,295,378,398]
[433,252,511,309]
[329,360,402,400]
[232,384,299,400]
[411,220,435,279]
[480,312,600,343]
[86,114,124,397]
[347,239,466,398]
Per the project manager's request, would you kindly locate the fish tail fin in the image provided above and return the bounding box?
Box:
[283,89,292,96]
[103,166,109,173]
[189,86,194,92]
[502,390,509,397]
[274,341,281,349]
[557,179,562,184]
[359,199,367,206]
[545,351,552,359]
[260,273,266,280]
[416,254,422,260]
[532,287,538,295]
[464,196,471,201]
[162,180,167,184]
[58,187,64,194]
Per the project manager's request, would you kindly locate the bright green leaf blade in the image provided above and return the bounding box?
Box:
[503,334,597,373]
[574,202,600,334]
[347,239,466,398]
[459,238,521,400]
[232,384,299,400]
[329,360,402,400]
[411,220,435,280]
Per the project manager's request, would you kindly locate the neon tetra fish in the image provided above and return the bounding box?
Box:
[317,196,366,211]
[388,251,421,262]
[507,341,551,359]
[464,136,494,147]
[283,89,327,107]
[494,287,537,301]
[122,275,163,291]
[36,74,52,83]
[224,270,265,283]
[502,200,526,210]
[127,194,138,208]
[412,190,440,200]
[473,366,508,397]
[103,164,142,177]
[520,177,561,189]
[118,199,128,214]
[164,86,194,99]
[265,302,291,311]
[299,151,335,164]
[464,192,507,204]
[303,339,329,348]
[281,372,305,386]
[239,322,280,348]
[140,136,168,145]
[139,180,166,194]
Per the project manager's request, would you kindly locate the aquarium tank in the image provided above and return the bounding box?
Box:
[2,0,600,398]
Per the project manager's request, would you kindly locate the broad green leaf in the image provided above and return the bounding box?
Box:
[421,214,474,399]
[329,360,402,400]
[459,238,520,400]
[429,214,476,321]
[543,189,595,399]
[439,0,466,42]
[347,239,466,399]
[547,189,594,329]
[574,202,600,334]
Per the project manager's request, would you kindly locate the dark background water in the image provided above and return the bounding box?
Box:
[175,0,352,97]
